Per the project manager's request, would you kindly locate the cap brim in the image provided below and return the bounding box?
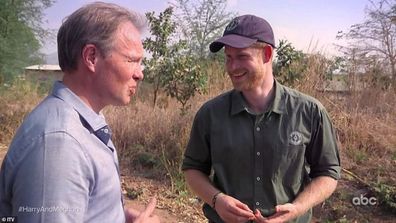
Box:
[209,34,257,53]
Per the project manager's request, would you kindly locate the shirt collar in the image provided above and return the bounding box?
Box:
[51,81,108,132]
[230,79,287,116]
[270,80,287,115]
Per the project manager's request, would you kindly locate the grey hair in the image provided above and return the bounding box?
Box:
[57,1,146,72]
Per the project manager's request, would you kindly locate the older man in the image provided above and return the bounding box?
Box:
[0,2,159,223]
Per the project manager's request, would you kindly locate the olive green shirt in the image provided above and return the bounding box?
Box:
[182,81,341,223]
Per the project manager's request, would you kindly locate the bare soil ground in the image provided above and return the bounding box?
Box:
[1,144,395,222]
[0,144,7,165]
[122,173,396,223]
[121,174,206,222]
[312,178,396,222]
[0,143,205,222]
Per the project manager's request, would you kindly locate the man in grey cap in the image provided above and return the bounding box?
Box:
[182,15,340,223]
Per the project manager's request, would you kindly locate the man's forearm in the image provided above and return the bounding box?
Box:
[292,176,338,215]
[183,169,220,206]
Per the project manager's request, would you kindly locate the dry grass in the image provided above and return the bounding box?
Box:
[105,100,194,182]
[103,61,233,193]
[292,54,396,219]
[0,80,45,145]
[0,55,395,221]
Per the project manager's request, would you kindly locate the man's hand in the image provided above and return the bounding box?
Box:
[125,197,160,223]
[215,193,255,223]
[253,203,299,223]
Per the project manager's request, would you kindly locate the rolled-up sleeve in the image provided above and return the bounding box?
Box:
[306,106,341,180]
[182,106,212,176]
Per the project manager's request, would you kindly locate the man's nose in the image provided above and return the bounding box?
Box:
[228,61,240,73]
[133,68,144,81]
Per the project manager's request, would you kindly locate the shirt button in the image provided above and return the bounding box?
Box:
[256,127,261,131]
[256,177,260,181]
[256,202,260,206]
[256,152,260,156]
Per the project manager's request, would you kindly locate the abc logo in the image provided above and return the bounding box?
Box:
[352,194,377,206]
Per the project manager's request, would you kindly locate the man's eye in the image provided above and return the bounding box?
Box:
[127,58,140,63]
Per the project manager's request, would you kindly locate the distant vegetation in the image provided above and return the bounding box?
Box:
[0,0,54,83]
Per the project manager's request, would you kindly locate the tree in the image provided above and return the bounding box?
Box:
[143,7,179,106]
[162,55,206,113]
[143,7,206,111]
[337,0,396,84]
[0,0,54,82]
[273,39,307,86]
[171,0,237,58]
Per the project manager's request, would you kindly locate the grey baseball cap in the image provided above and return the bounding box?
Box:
[209,14,275,52]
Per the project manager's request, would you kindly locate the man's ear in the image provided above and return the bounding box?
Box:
[81,44,99,72]
[263,45,273,63]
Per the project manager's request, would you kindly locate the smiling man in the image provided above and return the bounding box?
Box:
[0,2,159,223]
[182,15,341,223]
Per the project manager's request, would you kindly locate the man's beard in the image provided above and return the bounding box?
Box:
[229,68,264,91]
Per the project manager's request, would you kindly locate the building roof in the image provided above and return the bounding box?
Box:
[25,64,61,71]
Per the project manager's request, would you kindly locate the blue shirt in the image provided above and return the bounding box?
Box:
[0,81,125,223]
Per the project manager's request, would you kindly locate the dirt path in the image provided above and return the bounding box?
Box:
[121,174,206,222]
[124,199,180,223]
[0,144,204,222]
[1,144,394,222]
[0,144,7,165]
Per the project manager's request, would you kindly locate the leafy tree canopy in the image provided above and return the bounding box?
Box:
[0,0,54,83]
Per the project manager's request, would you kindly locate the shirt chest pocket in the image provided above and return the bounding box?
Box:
[273,144,307,188]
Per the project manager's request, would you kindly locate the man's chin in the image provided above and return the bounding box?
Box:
[113,98,131,106]
[123,98,131,105]
[233,83,249,92]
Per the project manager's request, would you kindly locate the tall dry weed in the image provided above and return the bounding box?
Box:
[105,98,195,189]
[0,80,45,145]
[1,55,394,211]
[295,53,396,210]
[104,62,232,192]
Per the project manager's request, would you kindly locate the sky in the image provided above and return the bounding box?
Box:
[41,0,370,57]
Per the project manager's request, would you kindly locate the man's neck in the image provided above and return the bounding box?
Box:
[242,75,275,114]
[62,71,103,114]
